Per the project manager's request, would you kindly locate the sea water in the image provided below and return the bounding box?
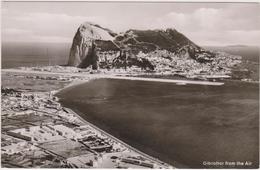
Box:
[57,79,259,168]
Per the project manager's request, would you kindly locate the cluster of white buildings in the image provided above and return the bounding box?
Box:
[136,49,241,78]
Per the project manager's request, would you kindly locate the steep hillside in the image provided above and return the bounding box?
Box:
[115,29,197,52]
[68,22,239,74]
[67,22,119,68]
[114,28,215,62]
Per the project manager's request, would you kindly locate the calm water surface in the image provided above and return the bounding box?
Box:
[2,42,70,68]
[57,79,259,168]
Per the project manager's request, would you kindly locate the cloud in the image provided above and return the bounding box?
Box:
[14,12,100,24]
[2,10,103,42]
[2,3,259,45]
[155,6,259,31]
[29,35,71,43]
[186,30,260,46]
[193,8,223,30]
[152,5,260,45]
[3,28,32,35]
[3,33,71,43]
[156,8,223,31]
[225,30,260,45]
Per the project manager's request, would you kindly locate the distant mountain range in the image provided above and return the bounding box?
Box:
[225,45,250,48]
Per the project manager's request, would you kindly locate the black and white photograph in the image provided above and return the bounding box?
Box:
[1,0,259,169]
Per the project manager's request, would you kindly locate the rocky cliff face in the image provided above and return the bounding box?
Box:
[67,22,119,68]
[68,22,216,69]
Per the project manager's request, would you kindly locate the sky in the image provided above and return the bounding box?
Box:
[2,2,260,46]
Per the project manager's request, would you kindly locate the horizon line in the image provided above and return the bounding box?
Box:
[2,40,260,47]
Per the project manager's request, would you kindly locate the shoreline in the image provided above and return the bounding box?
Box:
[63,107,172,167]
[1,68,175,168]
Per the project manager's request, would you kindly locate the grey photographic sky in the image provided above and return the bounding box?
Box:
[2,2,260,46]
